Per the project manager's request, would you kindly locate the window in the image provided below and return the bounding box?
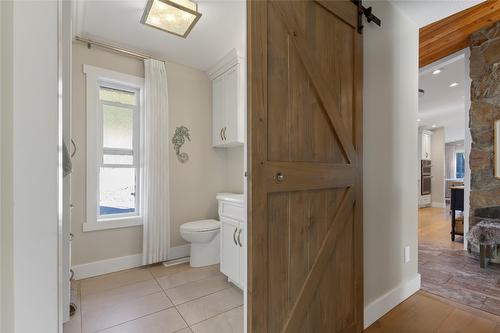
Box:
[83,65,144,232]
[456,152,465,179]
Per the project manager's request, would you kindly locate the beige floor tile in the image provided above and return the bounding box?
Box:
[98,308,187,333]
[174,328,193,333]
[80,268,153,296]
[82,292,173,333]
[165,275,231,305]
[81,279,161,313]
[157,265,220,290]
[176,287,243,326]
[190,307,243,333]
[148,262,191,279]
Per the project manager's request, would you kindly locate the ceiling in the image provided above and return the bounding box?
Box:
[74,0,246,71]
[418,56,466,142]
[391,0,485,28]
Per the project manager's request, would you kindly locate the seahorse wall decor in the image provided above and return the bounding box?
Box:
[172,126,191,163]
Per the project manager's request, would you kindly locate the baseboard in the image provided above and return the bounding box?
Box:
[431,202,446,208]
[72,244,191,280]
[364,274,421,329]
[169,244,190,260]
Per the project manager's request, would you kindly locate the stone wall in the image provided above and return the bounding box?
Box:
[469,22,500,225]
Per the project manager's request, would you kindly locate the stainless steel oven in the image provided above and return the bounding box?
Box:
[421,160,432,195]
[421,176,431,195]
[421,160,431,176]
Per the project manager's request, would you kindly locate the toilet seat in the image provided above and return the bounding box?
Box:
[180,219,220,232]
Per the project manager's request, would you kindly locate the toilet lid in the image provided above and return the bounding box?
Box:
[180,219,220,232]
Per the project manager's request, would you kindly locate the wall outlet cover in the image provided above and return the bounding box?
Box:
[404,246,411,264]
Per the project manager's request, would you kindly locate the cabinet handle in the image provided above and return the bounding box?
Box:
[233,228,238,245]
[237,228,242,247]
[220,128,224,141]
[223,127,227,140]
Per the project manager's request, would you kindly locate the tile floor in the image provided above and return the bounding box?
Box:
[63,263,243,333]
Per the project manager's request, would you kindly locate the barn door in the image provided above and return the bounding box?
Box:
[247,0,363,332]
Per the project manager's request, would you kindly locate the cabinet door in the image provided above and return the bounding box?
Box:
[212,75,225,147]
[237,224,246,288]
[220,220,239,282]
[223,65,239,144]
[422,133,431,160]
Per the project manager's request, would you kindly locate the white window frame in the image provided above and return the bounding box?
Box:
[83,64,144,232]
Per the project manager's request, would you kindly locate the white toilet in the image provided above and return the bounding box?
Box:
[180,219,221,267]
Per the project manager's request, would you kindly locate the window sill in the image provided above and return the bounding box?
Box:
[82,216,143,232]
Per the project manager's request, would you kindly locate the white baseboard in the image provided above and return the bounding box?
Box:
[169,244,190,260]
[364,274,421,329]
[72,244,191,280]
[431,202,446,208]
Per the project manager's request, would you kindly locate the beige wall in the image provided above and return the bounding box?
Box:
[71,42,243,265]
[431,127,445,205]
[364,0,419,309]
[1,1,14,330]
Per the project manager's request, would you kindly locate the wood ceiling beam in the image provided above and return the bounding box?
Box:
[419,0,500,68]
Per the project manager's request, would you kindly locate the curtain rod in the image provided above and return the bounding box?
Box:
[75,36,153,60]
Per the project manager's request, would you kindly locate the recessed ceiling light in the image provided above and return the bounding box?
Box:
[449,82,459,87]
[417,118,421,122]
[431,124,437,128]
[432,69,442,75]
[141,0,202,38]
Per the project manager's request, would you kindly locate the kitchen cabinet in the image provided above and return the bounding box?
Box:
[217,193,245,290]
[421,130,432,160]
[208,49,244,148]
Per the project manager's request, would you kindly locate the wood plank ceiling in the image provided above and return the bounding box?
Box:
[419,0,500,68]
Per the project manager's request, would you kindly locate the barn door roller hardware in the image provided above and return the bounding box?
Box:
[351,0,381,34]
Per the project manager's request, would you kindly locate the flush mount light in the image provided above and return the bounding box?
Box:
[141,0,201,38]
[449,82,459,87]
[417,118,421,122]
[432,69,442,75]
[432,124,437,128]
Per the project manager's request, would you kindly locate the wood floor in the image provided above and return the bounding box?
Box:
[365,291,500,333]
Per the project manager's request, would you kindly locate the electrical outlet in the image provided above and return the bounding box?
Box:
[404,246,411,264]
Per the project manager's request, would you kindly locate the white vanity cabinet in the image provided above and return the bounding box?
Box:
[217,193,246,290]
[208,49,244,148]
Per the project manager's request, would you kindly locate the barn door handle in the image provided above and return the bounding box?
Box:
[275,172,284,183]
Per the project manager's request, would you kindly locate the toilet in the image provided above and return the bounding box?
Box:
[180,219,221,267]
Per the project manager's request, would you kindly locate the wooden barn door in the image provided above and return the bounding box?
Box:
[247,1,363,332]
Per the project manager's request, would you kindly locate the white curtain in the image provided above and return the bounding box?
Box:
[142,59,170,265]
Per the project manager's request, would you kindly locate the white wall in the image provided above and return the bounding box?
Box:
[0,1,14,332]
[431,127,445,206]
[363,0,420,328]
[3,1,60,332]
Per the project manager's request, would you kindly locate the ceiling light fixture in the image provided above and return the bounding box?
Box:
[432,69,442,75]
[141,0,201,38]
[431,124,437,128]
[449,82,459,87]
[417,118,421,122]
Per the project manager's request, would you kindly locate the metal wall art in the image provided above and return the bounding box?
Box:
[172,126,191,163]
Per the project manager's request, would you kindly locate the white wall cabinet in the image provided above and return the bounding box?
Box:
[217,193,245,290]
[208,49,244,148]
[421,130,432,160]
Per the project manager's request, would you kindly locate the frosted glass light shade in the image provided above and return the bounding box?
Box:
[141,0,201,38]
